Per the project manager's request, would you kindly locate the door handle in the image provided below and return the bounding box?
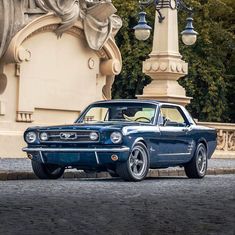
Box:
[182,128,189,132]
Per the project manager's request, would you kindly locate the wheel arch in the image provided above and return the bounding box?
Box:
[197,138,208,153]
[131,137,148,149]
[131,137,150,160]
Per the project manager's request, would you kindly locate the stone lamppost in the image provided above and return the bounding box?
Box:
[134,0,198,106]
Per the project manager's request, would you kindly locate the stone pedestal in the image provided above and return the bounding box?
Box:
[138,7,191,106]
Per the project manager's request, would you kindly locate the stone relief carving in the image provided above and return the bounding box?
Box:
[0,0,122,60]
[0,1,25,59]
[217,129,235,151]
[16,111,34,123]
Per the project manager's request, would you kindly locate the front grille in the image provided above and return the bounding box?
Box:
[40,130,99,143]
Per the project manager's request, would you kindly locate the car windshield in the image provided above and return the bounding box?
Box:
[77,103,157,124]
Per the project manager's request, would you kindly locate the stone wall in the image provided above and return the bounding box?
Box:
[199,122,235,158]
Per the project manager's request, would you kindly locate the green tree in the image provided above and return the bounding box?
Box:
[112,0,235,122]
[178,0,235,122]
[111,1,153,99]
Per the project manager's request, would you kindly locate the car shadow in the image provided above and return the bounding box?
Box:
[146,176,188,180]
[62,176,188,182]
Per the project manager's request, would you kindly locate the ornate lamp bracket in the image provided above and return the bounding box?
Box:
[139,0,193,23]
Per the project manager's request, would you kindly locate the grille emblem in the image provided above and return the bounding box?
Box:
[60,132,77,140]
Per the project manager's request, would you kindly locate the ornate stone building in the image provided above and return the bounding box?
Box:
[0,0,122,157]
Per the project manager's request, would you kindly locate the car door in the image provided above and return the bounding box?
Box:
[157,105,194,163]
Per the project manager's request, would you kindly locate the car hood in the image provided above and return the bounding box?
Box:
[27,122,153,132]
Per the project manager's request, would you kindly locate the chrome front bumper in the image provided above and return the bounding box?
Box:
[23,147,131,165]
[22,147,130,153]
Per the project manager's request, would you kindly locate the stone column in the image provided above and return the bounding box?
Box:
[137,3,191,106]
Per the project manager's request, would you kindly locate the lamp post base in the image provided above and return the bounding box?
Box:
[140,60,191,107]
[137,94,192,107]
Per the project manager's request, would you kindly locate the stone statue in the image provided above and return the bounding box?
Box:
[0,0,122,59]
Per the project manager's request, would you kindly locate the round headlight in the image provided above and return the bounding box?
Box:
[90,132,99,141]
[40,132,48,141]
[110,132,122,144]
[25,131,37,143]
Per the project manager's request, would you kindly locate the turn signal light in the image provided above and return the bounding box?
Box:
[27,154,33,160]
[111,155,119,161]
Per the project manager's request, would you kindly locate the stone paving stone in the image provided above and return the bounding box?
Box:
[168,169,178,176]
[27,173,37,180]
[7,172,18,180]
[17,172,29,180]
[214,168,224,175]
[223,168,235,174]
[147,169,159,177]
[74,171,88,178]
[177,170,186,176]
[207,168,216,175]
[158,170,169,177]
[97,172,110,178]
[63,172,75,179]
[0,172,7,181]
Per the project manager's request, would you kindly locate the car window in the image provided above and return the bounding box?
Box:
[123,108,155,123]
[79,104,156,124]
[83,107,109,123]
[158,106,187,127]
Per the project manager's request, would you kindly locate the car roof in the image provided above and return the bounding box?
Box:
[91,99,183,107]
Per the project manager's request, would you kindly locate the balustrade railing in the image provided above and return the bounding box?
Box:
[198,122,235,153]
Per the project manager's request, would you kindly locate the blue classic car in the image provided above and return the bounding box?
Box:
[23,100,217,181]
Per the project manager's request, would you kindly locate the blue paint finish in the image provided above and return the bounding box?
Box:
[23,100,217,171]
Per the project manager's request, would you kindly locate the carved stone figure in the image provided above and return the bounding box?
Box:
[0,0,122,59]
[0,1,25,59]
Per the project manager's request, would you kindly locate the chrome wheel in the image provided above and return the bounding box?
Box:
[197,147,207,175]
[184,143,208,179]
[128,145,148,179]
[116,142,150,182]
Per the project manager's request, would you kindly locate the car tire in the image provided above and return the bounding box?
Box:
[184,143,208,179]
[31,160,65,179]
[116,142,149,182]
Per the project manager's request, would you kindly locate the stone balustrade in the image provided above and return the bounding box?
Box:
[198,122,235,157]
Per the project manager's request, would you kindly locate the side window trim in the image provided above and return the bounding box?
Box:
[153,105,160,126]
[157,104,190,127]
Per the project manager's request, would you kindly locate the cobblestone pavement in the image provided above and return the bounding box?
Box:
[0,158,235,173]
[0,175,234,235]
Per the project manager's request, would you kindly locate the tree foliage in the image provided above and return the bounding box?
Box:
[112,0,235,122]
[111,1,154,99]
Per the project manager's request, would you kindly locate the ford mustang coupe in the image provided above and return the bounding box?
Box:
[23,100,217,181]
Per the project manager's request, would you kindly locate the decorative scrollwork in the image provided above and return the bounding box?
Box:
[228,132,235,151]
[216,129,235,151]
[139,0,193,23]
